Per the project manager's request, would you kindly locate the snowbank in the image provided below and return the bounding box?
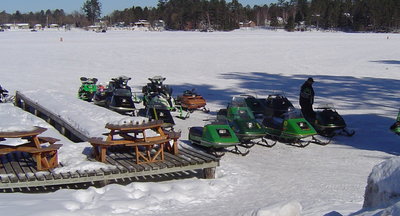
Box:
[363,156,400,208]
[355,157,400,215]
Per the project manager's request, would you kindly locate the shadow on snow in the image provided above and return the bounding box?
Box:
[170,71,400,156]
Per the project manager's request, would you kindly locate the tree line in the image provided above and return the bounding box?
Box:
[0,9,91,28]
[1,0,399,32]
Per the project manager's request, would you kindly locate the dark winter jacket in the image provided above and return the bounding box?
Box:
[299,81,314,106]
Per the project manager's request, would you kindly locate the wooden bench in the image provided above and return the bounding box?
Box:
[38,136,60,145]
[0,127,63,171]
[163,130,181,155]
[89,120,181,164]
[89,137,171,164]
[29,144,63,171]
[88,137,129,163]
[0,143,63,171]
[125,138,171,164]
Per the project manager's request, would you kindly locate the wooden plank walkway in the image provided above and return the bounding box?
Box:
[1,91,220,192]
[0,146,219,192]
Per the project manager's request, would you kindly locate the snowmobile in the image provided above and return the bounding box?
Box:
[175,89,209,113]
[78,77,98,102]
[141,76,176,125]
[217,96,272,148]
[142,76,188,123]
[390,109,400,135]
[241,94,268,120]
[93,82,109,107]
[93,76,136,115]
[0,85,13,103]
[142,76,175,109]
[188,120,249,157]
[260,93,328,147]
[310,104,355,137]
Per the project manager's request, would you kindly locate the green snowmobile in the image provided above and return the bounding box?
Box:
[78,77,98,102]
[390,109,400,135]
[188,121,248,157]
[251,93,328,147]
[217,97,272,147]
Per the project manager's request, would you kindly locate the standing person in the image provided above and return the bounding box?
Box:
[299,77,315,120]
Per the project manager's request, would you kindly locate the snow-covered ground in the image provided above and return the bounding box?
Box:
[0,29,400,216]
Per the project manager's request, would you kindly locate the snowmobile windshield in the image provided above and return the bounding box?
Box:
[231,97,247,107]
[283,108,303,120]
[235,109,253,120]
[113,88,132,97]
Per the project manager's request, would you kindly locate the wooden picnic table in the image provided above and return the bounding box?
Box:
[89,120,179,164]
[0,126,62,171]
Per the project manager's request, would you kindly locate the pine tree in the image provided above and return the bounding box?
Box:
[82,0,102,24]
[285,15,295,31]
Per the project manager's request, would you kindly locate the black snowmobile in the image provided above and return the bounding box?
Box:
[142,76,175,110]
[141,76,177,127]
[93,76,136,115]
[93,82,109,107]
[310,104,355,137]
[0,85,12,103]
[242,94,268,120]
[249,93,329,147]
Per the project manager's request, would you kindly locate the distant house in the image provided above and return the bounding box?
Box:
[87,21,107,32]
[87,25,102,31]
[277,17,285,25]
[2,24,13,30]
[34,24,43,30]
[49,24,59,28]
[153,20,165,31]
[133,20,151,31]
[295,21,307,31]
[2,23,30,30]
[114,22,126,28]
[239,21,256,28]
[17,23,30,29]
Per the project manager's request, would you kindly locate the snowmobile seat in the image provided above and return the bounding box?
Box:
[190,127,204,138]
[272,117,284,125]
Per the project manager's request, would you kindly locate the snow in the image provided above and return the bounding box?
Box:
[0,29,400,215]
[0,138,29,146]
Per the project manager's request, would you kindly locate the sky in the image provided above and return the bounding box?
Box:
[1,0,277,16]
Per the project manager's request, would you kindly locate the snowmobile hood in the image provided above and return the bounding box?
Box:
[201,124,240,147]
[230,119,266,136]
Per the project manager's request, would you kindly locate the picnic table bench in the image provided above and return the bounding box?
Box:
[89,120,179,164]
[0,126,63,171]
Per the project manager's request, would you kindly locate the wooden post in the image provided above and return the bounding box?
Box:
[22,102,28,111]
[203,167,216,179]
[61,126,66,136]
[14,93,20,107]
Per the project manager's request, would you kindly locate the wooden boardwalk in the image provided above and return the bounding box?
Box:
[0,146,219,192]
[0,91,220,192]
